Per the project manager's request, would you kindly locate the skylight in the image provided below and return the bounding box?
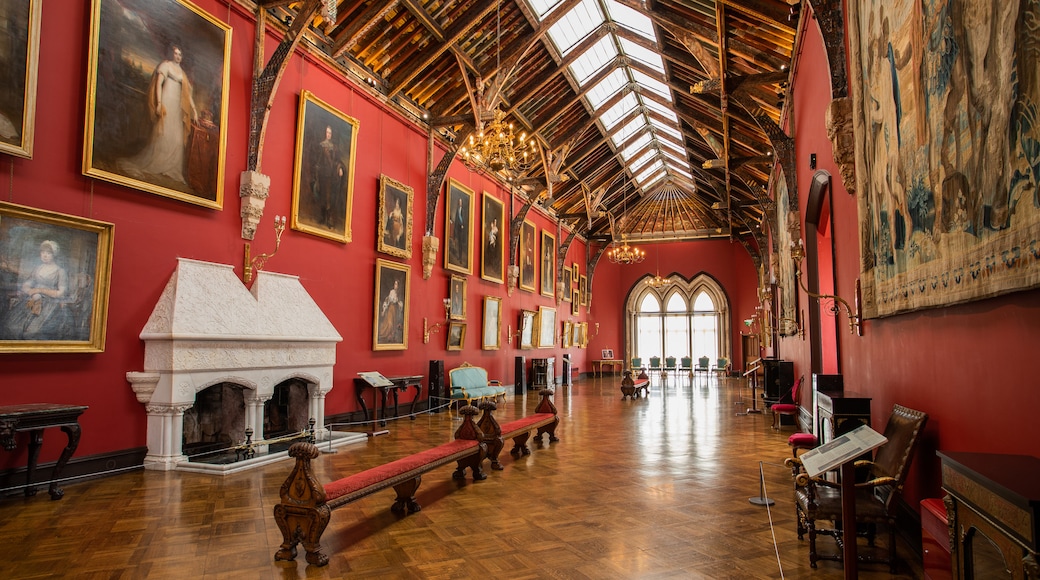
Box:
[528,0,692,200]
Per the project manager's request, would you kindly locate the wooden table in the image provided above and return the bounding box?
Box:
[592,359,623,377]
[938,451,1040,579]
[0,403,87,500]
[353,375,423,426]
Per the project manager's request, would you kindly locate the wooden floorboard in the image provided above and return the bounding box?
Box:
[0,376,925,578]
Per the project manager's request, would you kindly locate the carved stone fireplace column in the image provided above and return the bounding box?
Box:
[144,403,192,470]
[308,382,331,438]
[246,392,271,453]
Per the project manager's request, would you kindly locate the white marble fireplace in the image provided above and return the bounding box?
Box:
[127,258,349,472]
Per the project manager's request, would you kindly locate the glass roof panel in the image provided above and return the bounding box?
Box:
[644,98,676,120]
[527,0,560,19]
[619,38,664,72]
[630,149,656,171]
[586,68,627,109]
[630,70,669,99]
[599,91,638,130]
[618,132,651,160]
[570,36,617,85]
[547,0,602,55]
[636,160,664,183]
[606,0,655,41]
[611,116,647,144]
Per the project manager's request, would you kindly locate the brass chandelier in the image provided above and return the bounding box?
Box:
[458,0,537,178]
[607,235,646,265]
[459,107,537,175]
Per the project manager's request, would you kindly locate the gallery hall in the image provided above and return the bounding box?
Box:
[1,0,1037,578]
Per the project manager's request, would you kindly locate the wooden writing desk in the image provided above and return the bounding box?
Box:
[352,375,423,426]
[592,359,623,377]
[0,403,87,500]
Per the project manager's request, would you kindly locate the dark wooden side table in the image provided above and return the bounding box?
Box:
[0,403,87,500]
[352,375,424,427]
[938,451,1040,579]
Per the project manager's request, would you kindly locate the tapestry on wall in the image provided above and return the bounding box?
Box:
[774,167,800,336]
[849,0,1040,318]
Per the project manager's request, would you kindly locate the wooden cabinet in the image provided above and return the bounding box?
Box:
[938,451,1040,579]
[531,357,555,389]
[816,390,871,447]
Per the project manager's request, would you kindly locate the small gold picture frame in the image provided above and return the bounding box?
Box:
[449,275,467,320]
[482,295,502,350]
[446,321,465,351]
[377,174,413,259]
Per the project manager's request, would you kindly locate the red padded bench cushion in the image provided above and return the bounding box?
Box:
[325,439,479,505]
[499,413,555,438]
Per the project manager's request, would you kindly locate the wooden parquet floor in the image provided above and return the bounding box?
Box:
[0,376,925,579]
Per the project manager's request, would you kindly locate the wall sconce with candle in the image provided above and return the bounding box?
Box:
[791,239,862,335]
[243,215,286,284]
[423,298,452,343]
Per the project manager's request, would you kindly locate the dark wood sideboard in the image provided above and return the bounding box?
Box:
[938,451,1040,579]
[0,403,87,500]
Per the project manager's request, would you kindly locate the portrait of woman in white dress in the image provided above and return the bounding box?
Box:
[2,240,71,341]
[84,0,230,208]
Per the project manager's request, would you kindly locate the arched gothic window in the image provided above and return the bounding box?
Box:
[626,274,730,365]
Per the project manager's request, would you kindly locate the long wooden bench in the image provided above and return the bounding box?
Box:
[620,370,650,399]
[273,405,488,566]
[476,389,560,470]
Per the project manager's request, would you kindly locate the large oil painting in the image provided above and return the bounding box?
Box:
[774,167,799,336]
[480,192,504,284]
[849,0,1040,317]
[291,90,360,243]
[84,0,231,209]
[519,219,536,292]
[444,179,474,275]
[372,259,410,351]
[540,230,556,297]
[0,202,114,353]
[377,174,413,258]
[0,0,41,159]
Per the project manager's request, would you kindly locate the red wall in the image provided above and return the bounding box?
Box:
[586,240,760,367]
[0,0,586,468]
[783,13,1040,506]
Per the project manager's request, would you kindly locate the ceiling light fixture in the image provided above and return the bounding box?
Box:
[607,235,646,265]
[458,0,538,179]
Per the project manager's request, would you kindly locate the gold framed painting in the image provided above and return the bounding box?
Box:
[372,259,410,351]
[291,90,360,243]
[536,305,556,348]
[519,309,536,349]
[562,321,572,348]
[83,0,231,209]
[519,219,536,292]
[0,0,41,159]
[572,263,579,282]
[540,230,555,297]
[377,174,413,259]
[444,178,474,274]
[449,274,467,320]
[0,201,114,353]
[562,266,572,301]
[577,322,587,348]
[480,192,505,284]
[579,274,588,305]
[481,295,502,350]
[446,321,466,351]
[571,289,580,315]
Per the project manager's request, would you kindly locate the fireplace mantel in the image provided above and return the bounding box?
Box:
[128,258,342,471]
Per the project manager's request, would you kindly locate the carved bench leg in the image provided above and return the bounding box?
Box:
[536,417,560,443]
[273,503,331,566]
[392,476,422,514]
[487,436,505,470]
[509,432,532,457]
[453,444,487,481]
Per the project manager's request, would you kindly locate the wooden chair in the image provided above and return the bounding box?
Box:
[663,356,677,382]
[712,357,730,380]
[771,375,805,430]
[694,356,710,383]
[789,404,929,572]
[679,356,693,383]
[647,356,662,380]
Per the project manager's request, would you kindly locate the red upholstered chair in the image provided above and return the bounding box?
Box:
[771,375,804,430]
